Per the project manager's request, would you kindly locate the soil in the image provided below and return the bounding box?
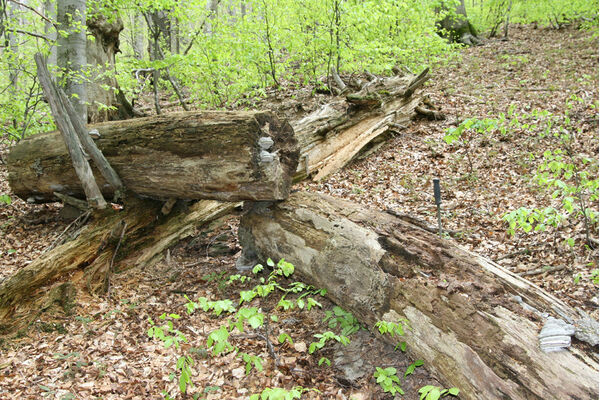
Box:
[0,24,598,400]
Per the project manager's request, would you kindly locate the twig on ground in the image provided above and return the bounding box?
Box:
[43,210,91,253]
[519,265,566,277]
[494,247,539,262]
[106,221,128,299]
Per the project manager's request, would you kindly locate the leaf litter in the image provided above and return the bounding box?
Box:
[1,24,598,399]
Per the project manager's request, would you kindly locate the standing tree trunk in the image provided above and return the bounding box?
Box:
[44,0,58,66]
[131,12,145,60]
[86,13,124,122]
[57,0,87,122]
[437,0,481,45]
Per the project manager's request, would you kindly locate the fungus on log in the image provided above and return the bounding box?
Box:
[7,110,299,203]
[238,191,599,400]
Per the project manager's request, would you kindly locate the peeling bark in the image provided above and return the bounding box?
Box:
[239,191,599,400]
[0,197,238,334]
[291,69,429,181]
[7,111,299,203]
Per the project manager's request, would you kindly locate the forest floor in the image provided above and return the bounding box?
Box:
[0,25,598,400]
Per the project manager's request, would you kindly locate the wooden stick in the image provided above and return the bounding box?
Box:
[519,265,566,277]
[34,53,107,209]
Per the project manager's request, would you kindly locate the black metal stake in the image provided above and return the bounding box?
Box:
[433,178,442,238]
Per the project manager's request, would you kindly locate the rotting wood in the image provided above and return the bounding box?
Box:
[238,191,599,400]
[34,53,107,209]
[0,197,239,333]
[7,110,299,203]
[292,69,430,182]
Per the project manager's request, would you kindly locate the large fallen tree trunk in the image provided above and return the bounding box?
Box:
[238,191,599,400]
[1,69,433,333]
[291,68,434,181]
[7,110,298,203]
[0,197,238,333]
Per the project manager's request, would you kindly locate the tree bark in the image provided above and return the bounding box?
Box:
[57,0,87,122]
[86,12,124,122]
[7,110,299,203]
[437,0,481,46]
[238,191,599,400]
[0,197,238,334]
[291,69,430,181]
[34,53,107,209]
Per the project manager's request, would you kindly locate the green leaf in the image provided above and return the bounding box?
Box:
[447,387,460,396]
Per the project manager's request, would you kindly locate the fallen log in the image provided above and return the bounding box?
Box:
[238,191,599,400]
[0,197,238,333]
[7,110,298,203]
[291,69,430,181]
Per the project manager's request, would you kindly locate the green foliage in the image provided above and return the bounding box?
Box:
[240,352,264,375]
[114,0,456,108]
[418,385,460,400]
[444,117,498,174]
[323,306,361,336]
[176,355,194,394]
[467,0,599,33]
[0,195,11,206]
[185,295,236,316]
[249,386,315,400]
[373,366,404,396]
[374,319,409,351]
[308,331,350,354]
[405,359,424,377]
[147,313,188,349]
[318,357,331,367]
[206,325,235,356]
[500,97,599,247]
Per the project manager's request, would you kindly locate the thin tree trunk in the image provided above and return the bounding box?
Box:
[44,0,57,66]
[132,12,145,60]
[57,0,87,122]
[34,53,106,209]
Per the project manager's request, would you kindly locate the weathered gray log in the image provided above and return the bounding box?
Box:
[291,69,429,182]
[238,191,599,400]
[7,111,299,203]
[34,53,107,209]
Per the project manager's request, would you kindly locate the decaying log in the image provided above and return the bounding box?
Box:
[292,69,429,181]
[7,111,298,203]
[238,191,599,400]
[34,53,108,209]
[0,197,238,333]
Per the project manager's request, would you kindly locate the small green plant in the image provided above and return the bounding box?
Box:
[444,118,498,174]
[249,386,316,400]
[418,385,459,400]
[206,325,235,356]
[323,306,361,336]
[405,359,424,377]
[0,194,11,205]
[175,355,194,394]
[147,313,188,349]
[308,331,350,354]
[502,98,599,248]
[318,356,331,367]
[240,352,264,375]
[373,366,404,396]
[278,333,293,345]
[375,320,409,351]
[185,296,236,316]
